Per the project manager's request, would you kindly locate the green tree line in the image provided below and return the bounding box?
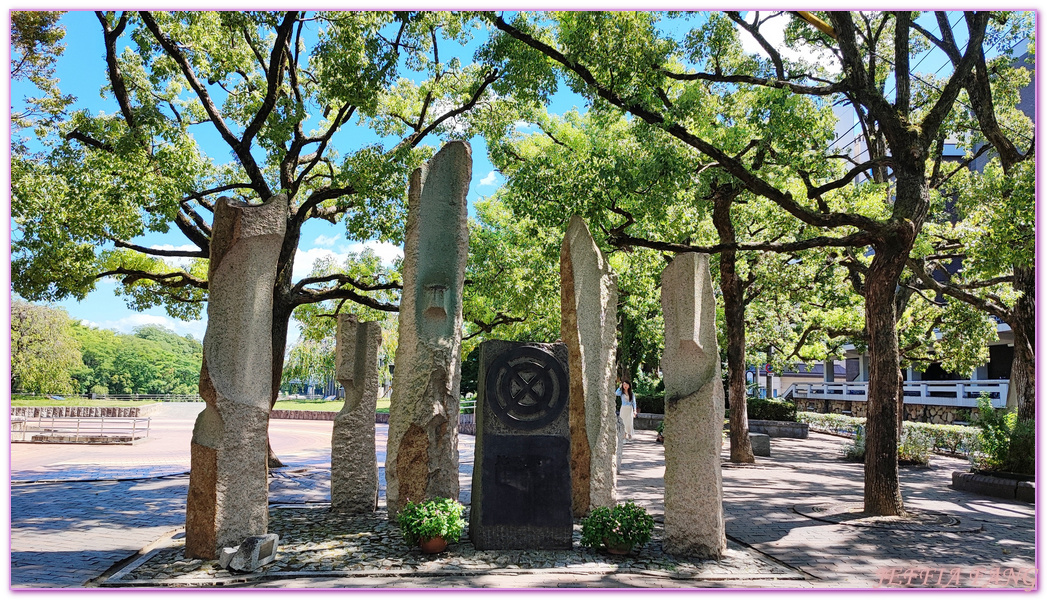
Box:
[11,300,203,395]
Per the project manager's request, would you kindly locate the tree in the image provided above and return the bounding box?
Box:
[11,11,73,151]
[482,10,1032,515]
[12,11,504,464]
[11,301,83,394]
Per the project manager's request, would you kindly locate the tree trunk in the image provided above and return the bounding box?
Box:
[266,213,302,470]
[713,193,754,463]
[1009,264,1035,421]
[863,243,906,516]
[862,163,928,516]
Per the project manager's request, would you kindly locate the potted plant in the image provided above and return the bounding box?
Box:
[580,501,655,555]
[655,420,664,444]
[396,497,467,554]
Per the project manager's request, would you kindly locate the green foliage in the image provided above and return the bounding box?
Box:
[396,497,467,545]
[459,348,479,398]
[799,412,983,462]
[843,424,932,466]
[635,394,664,415]
[89,384,110,397]
[581,502,655,552]
[745,398,797,422]
[70,321,202,394]
[972,396,1033,475]
[11,300,82,394]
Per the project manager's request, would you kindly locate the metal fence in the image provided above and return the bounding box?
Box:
[12,414,151,444]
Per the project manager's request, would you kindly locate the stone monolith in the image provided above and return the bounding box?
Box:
[470,341,573,550]
[331,314,381,513]
[560,215,619,517]
[386,141,471,517]
[660,252,726,558]
[185,194,286,559]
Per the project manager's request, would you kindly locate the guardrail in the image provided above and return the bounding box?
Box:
[784,380,1008,408]
[11,415,151,444]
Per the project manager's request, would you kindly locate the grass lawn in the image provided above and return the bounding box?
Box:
[11,395,159,408]
[273,396,391,413]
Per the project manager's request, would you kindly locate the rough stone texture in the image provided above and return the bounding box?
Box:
[219,534,280,572]
[470,341,573,550]
[331,315,382,513]
[749,433,771,457]
[185,194,286,559]
[11,405,160,418]
[386,141,470,518]
[660,252,726,559]
[560,215,619,517]
[795,400,981,425]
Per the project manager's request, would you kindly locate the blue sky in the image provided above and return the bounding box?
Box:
[9,10,993,345]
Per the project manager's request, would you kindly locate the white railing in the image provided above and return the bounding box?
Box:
[784,380,1008,408]
[12,415,152,443]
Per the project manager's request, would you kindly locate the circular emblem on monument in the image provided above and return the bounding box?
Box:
[485,346,568,430]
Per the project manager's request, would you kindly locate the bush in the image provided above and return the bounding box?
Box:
[580,502,655,551]
[636,394,664,414]
[396,498,466,545]
[1005,419,1035,476]
[904,422,981,455]
[89,384,109,397]
[897,427,933,465]
[798,412,865,436]
[746,398,797,422]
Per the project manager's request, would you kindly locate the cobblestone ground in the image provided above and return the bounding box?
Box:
[9,408,1037,590]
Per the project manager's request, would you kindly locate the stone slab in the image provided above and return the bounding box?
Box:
[471,341,572,550]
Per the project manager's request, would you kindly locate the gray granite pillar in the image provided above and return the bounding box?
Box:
[331,314,381,513]
[386,141,471,517]
[560,215,619,516]
[660,252,726,558]
[186,194,286,559]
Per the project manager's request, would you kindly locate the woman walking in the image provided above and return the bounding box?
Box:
[616,380,637,440]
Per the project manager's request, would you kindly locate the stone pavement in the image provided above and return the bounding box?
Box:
[8,403,1038,589]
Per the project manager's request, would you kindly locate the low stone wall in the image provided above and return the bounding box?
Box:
[635,413,664,431]
[11,404,161,418]
[270,410,336,421]
[748,419,808,439]
[952,471,1034,503]
[269,410,476,435]
[793,398,981,425]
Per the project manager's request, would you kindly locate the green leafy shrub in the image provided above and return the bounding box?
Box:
[897,427,933,465]
[844,425,866,461]
[746,398,797,422]
[396,498,466,546]
[1005,419,1035,476]
[904,422,981,455]
[580,502,654,551]
[89,384,109,397]
[798,412,865,436]
[636,394,664,414]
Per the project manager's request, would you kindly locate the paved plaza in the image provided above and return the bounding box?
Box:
[8,403,1037,589]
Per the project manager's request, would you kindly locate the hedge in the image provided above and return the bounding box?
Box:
[797,412,982,457]
[744,397,797,422]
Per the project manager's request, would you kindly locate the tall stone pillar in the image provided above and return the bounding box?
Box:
[185,194,286,559]
[331,314,381,513]
[386,141,471,517]
[560,215,619,517]
[660,252,726,558]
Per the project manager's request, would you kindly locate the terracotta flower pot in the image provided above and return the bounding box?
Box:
[419,536,448,554]
[603,540,633,555]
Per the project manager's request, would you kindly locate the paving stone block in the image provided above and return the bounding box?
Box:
[749,433,771,457]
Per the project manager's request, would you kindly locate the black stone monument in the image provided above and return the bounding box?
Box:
[470,340,573,550]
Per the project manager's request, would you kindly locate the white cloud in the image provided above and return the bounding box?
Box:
[736,12,840,74]
[479,171,499,187]
[88,313,207,341]
[312,234,342,248]
[293,241,404,281]
[150,244,201,270]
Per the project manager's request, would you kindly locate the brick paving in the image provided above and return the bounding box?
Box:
[8,403,1037,589]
